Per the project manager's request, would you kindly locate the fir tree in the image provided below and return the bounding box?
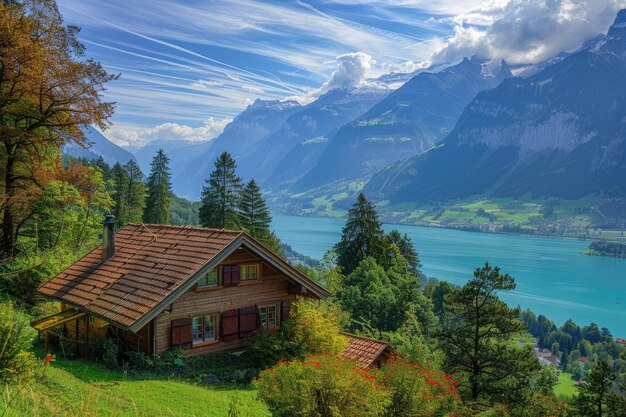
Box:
[238,179,282,251]
[112,160,145,225]
[199,152,242,229]
[334,193,386,275]
[386,230,422,276]
[239,179,271,238]
[143,149,172,224]
[123,160,146,224]
[112,162,129,224]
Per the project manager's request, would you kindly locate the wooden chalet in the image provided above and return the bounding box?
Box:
[32,216,329,357]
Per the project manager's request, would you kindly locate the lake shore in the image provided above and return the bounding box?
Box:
[272,214,626,336]
[275,209,596,243]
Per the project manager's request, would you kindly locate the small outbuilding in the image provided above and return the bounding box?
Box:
[342,334,395,369]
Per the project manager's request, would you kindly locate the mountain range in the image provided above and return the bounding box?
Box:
[294,57,512,191]
[63,8,626,210]
[365,9,626,204]
[63,127,135,166]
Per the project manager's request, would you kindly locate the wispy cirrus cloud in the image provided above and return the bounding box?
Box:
[56,0,456,147]
[57,0,625,149]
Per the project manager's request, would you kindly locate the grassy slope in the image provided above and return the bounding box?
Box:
[554,372,577,398]
[284,193,621,239]
[1,359,269,417]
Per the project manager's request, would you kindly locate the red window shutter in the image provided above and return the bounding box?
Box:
[171,318,192,349]
[232,265,241,285]
[221,309,239,342]
[223,266,233,287]
[238,306,258,338]
[281,300,291,323]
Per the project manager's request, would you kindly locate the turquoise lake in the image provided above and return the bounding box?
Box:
[272,214,626,336]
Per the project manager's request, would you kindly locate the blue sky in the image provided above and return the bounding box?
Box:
[56,0,625,147]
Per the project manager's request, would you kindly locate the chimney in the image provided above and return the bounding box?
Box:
[102,215,116,262]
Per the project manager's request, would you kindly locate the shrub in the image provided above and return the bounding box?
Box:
[102,338,118,369]
[254,354,390,417]
[185,351,256,377]
[0,301,41,385]
[0,248,75,306]
[522,394,569,417]
[125,351,154,370]
[248,299,348,367]
[125,349,185,372]
[475,404,510,417]
[378,358,460,417]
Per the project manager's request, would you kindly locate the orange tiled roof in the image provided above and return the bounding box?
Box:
[343,334,392,369]
[38,224,243,328]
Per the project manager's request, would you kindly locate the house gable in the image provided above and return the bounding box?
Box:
[128,234,329,333]
[152,246,302,355]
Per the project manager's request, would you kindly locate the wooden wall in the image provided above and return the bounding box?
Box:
[63,315,109,358]
[153,247,299,356]
[63,314,152,358]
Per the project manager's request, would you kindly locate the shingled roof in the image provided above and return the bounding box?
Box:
[343,334,394,369]
[38,223,329,331]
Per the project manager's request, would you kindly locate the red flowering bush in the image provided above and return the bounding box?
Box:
[254,354,463,417]
[378,357,460,417]
[254,354,390,417]
[523,394,569,417]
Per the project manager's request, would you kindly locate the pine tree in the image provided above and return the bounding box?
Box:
[574,359,619,417]
[334,193,386,275]
[199,152,242,229]
[143,149,172,224]
[438,263,539,409]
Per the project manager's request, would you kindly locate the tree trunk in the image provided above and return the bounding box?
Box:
[0,151,16,257]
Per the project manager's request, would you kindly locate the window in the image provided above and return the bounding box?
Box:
[240,263,260,281]
[192,314,218,345]
[197,268,219,287]
[258,304,278,329]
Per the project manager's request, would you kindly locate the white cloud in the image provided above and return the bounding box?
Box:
[320,52,373,92]
[431,0,626,65]
[386,59,431,74]
[107,117,231,147]
[286,52,382,104]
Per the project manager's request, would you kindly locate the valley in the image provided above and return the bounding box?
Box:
[269,185,626,243]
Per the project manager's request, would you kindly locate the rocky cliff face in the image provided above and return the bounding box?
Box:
[364,9,626,203]
[295,57,513,191]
